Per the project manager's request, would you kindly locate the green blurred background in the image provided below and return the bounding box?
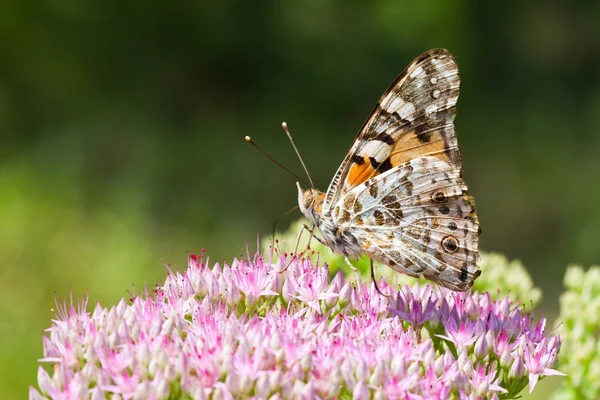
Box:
[1,1,599,397]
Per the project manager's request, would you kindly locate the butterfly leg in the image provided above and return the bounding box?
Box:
[281,224,326,273]
[304,224,326,246]
[344,256,363,290]
[305,223,317,251]
[370,259,390,297]
[293,224,323,257]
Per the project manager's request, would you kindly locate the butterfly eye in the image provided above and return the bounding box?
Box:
[441,236,459,253]
[302,191,314,209]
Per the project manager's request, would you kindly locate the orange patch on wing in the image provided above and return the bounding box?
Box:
[347,158,378,187]
[390,130,448,165]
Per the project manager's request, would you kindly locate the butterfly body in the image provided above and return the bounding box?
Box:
[297,48,481,291]
[298,185,363,259]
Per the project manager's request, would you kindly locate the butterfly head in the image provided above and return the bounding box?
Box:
[297,182,325,223]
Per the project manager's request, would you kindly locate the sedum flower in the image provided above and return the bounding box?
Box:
[473,252,542,307]
[552,265,600,400]
[31,248,563,399]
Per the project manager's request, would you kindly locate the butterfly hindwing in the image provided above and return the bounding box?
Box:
[332,156,480,291]
[323,48,462,214]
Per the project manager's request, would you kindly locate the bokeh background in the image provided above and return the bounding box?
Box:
[2,1,599,398]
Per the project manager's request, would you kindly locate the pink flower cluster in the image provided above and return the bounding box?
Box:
[31,250,563,399]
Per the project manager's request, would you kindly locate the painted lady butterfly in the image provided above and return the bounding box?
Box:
[297,48,481,291]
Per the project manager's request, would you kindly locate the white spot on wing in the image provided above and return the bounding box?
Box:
[388,96,405,113]
[359,140,391,162]
[386,98,416,121]
[431,58,445,68]
[375,120,391,133]
[409,65,425,79]
[425,104,438,116]
[397,102,416,121]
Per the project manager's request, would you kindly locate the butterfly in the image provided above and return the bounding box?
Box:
[297,48,481,291]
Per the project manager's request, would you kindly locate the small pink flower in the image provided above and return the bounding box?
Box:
[524,337,565,392]
[437,317,483,349]
[471,365,508,395]
[391,284,438,326]
[230,258,278,308]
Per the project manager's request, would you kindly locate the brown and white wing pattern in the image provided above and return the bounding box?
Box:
[323,48,462,214]
[331,156,480,291]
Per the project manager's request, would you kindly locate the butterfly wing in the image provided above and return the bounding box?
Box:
[323,48,462,214]
[332,156,480,291]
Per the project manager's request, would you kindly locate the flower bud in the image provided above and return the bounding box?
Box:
[474,335,489,359]
[341,358,356,387]
[509,356,525,378]
[256,374,270,397]
[269,370,283,392]
[36,367,53,395]
[457,350,473,375]
[500,348,512,369]
[339,282,352,308]
[353,380,369,400]
[475,381,489,396]
[282,279,293,304]
[328,368,342,397]
[301,353,312,374]
[324,293,338,310]
[369,363,384,386]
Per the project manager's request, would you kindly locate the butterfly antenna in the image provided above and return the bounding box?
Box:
[245,136,311,188]
[281,122,315,188]
[271,205,300,239]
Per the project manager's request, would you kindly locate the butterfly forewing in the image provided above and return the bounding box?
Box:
[323,48,462,214]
